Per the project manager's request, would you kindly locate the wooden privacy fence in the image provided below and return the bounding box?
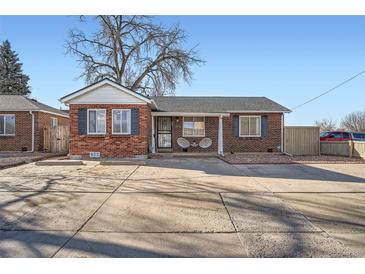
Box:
[284,126,320,156]
[321,141,365,159]
[43,125,70,153]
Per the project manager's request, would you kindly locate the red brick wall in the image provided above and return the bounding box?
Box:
[223,113,282,153]
[69,104,151,158]
[0,111,33,151]
[168,113,282,153]
[170,116,218,152]
[0,111,69,152]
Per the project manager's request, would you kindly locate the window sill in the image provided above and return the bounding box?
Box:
[183,135,206,138]
[86,134,106,137]
[112,133,132,136]
[0,134,15,137]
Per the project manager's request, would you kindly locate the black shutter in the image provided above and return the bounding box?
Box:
[233,115,239,138]
[131,108,140,135]
[78,108,87,135]
[261,115,268,137]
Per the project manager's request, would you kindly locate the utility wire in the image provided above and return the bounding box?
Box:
[291,70,365,111]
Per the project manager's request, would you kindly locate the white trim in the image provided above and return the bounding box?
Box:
[239,115,262,137]
[228,110,291,113]
[66,102,146,105]
[281,113,284,153]
[29,111,34,152]
[0,109,69,118]
[112,109,131,135]
[60,79,153,105]
[152,112,230,117]
[182,116,206,137]
[151,116,156,153]
[38,110,69,118]
[218,115,224,156]
[87,109,106,135]
[0,114,16,136]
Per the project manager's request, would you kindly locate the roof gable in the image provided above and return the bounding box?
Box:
[60,79,152,105]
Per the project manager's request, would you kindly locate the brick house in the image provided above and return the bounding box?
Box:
[0,95,69,152]
[60,79,290,159]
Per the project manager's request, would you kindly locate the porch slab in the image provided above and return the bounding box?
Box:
[83,193,235,232]
[35,160,84,166]
[55,232,246,258]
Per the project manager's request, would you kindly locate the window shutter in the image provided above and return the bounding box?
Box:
[78,108,87,135]
[261,115,268,137]
[233,115,239,138]
[131,108,140,135]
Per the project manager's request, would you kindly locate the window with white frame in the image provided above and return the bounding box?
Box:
[0,114,15,136]
[112,109,131,134]
[183,117,205,137]
[239,116,261,137]
[87,109,106,134]
[51,117,58,127]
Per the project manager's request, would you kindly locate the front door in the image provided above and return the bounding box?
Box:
[157,117,172,148]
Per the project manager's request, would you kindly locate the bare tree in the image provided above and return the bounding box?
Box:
[66,16,204,96]
[314,118,337,131]
[341,110,365,132]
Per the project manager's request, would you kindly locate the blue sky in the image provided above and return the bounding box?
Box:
[0,16,364,126]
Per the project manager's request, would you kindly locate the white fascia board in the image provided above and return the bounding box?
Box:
[39,110,69,118]
[227,110,291,113]
[152,112,230,117]
[0,109,69,118]
[60,79,152,105]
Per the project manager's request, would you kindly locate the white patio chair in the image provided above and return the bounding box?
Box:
[199,137,212,149]
[177,137,190,149]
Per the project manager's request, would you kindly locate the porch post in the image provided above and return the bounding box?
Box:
[218,115,224,156]
[151,115,156,153]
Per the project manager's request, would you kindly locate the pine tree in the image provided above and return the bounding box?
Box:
[0,40,30,95]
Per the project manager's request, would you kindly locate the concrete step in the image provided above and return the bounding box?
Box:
[36,160,85,166]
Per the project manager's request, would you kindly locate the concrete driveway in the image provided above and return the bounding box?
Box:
[0,158,364,257]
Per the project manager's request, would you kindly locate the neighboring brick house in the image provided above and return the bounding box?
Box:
[60,78,290,159]
[0,95,69,152]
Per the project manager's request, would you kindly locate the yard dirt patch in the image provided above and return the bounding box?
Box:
[221,152,365,164]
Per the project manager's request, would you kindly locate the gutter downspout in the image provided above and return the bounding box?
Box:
[281,113,284,153]
[29,111,35,152]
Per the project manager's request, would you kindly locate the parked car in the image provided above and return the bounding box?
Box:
[320,131,365,141]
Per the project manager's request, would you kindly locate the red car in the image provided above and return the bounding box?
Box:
[320,131,365,141]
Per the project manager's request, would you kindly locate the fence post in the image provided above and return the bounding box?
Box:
[349,140,354,158]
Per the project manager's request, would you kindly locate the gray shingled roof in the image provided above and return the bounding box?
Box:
[151,96,290,113]
[0,95,69,117]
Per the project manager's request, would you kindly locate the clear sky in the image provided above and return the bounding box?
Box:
[0,16,364,126]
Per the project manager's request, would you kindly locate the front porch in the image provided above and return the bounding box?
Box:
[151,112,228,156]
[149,152,219,159]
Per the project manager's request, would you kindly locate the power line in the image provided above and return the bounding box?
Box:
[291,70,365,111]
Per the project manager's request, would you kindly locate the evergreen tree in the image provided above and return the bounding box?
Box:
[0,40,30,95]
